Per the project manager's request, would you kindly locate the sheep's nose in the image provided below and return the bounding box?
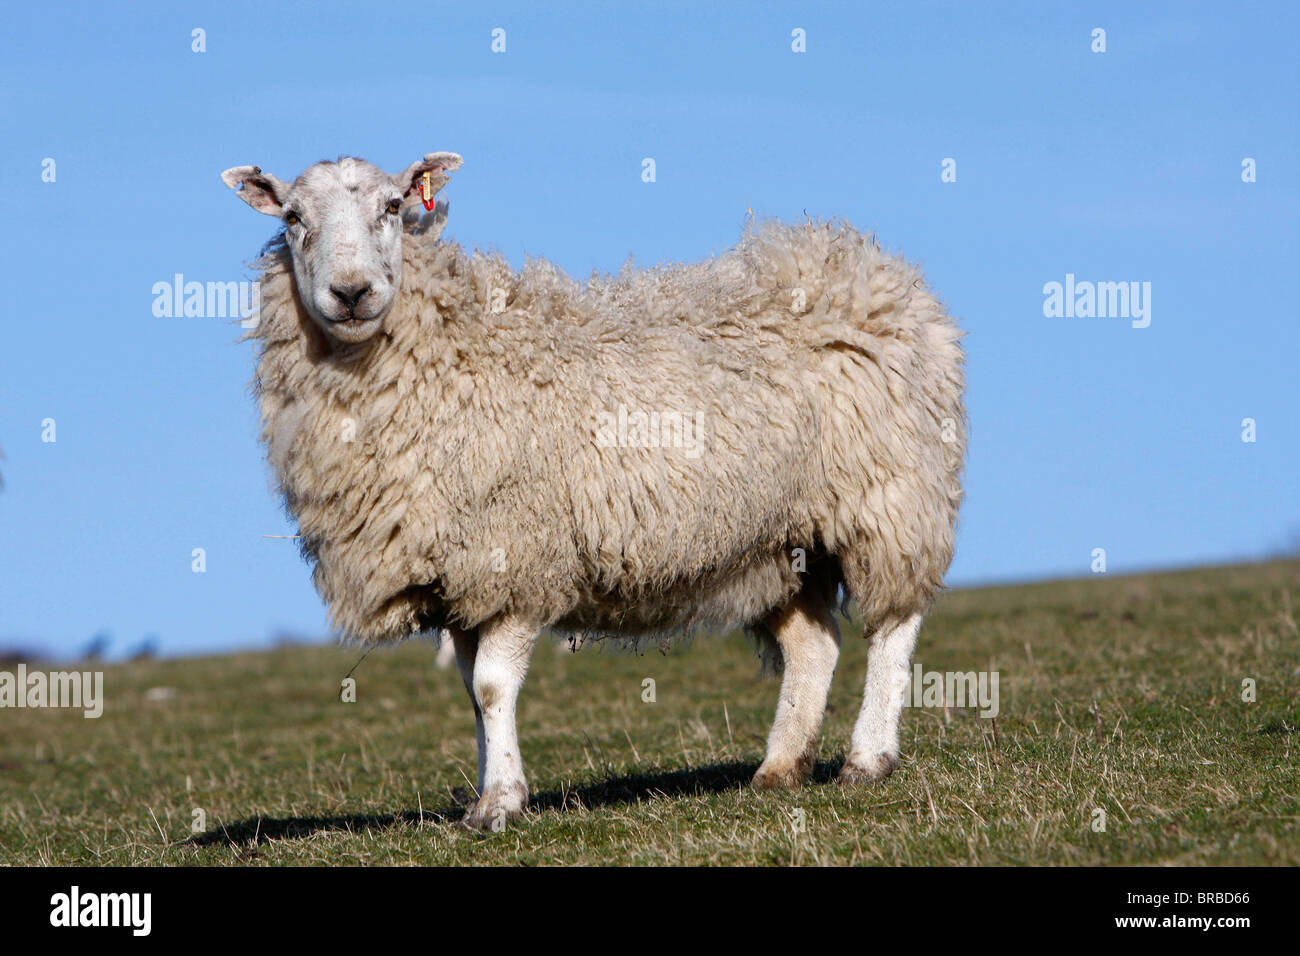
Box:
[330,282,371,309]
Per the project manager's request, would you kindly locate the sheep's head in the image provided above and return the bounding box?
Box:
[221,153,461,344]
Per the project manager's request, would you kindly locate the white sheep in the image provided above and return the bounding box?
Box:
[222,153,966,829]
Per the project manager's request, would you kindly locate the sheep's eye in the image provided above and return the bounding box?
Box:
[385,199,402,216]
[283,210,301,226]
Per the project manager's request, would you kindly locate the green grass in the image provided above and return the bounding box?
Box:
[2,560,1297,865]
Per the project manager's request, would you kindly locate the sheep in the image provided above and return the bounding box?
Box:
[221,153,966,829]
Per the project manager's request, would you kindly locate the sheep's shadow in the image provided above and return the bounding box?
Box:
[187,758,843,849]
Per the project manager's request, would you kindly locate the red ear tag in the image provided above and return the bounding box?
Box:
[419,171,436,211]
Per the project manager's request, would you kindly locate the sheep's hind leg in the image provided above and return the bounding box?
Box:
[839,613,923,784]
[454,616,538,830]
[752,591,841,790]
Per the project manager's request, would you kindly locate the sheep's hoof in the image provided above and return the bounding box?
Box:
[837,752,899,785]
[752,756,813,791]
[461,782,528,831]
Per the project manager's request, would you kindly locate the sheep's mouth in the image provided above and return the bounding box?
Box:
[322,312,385,342]
[329,315,381,329]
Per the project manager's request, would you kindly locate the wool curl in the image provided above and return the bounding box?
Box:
[248,218,966,645]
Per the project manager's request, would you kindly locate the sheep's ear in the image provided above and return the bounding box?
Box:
[394,152,462,207]
[221,165,289,216]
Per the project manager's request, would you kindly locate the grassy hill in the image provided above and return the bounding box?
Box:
[2,559,1297,865]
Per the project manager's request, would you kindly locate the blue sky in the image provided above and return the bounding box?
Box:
[1,1,1296,659]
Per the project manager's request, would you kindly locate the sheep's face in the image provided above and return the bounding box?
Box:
[221,153,462,345]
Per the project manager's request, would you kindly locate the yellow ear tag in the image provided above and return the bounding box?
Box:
[420,170,436,211]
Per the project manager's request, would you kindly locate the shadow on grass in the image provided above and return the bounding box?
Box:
[1256,719,1297,735]
[188,757,843,849]
[186,809,440,850]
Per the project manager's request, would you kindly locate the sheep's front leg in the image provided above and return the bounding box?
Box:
[752,591,841,789]
[839,613,923,784]
[453,616,538,830]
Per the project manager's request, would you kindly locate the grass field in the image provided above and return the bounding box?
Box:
[1,560,1297,866]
